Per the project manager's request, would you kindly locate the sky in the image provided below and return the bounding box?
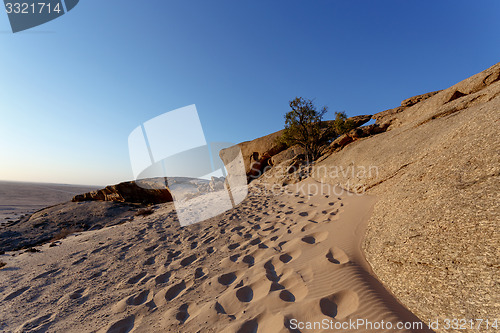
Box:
[1,0,499,186]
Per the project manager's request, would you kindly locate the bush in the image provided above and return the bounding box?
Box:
[280,97,332,161]
[332,111,356,136]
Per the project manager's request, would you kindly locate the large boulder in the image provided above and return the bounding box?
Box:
[220,130,286,181]
[72,180,173,205]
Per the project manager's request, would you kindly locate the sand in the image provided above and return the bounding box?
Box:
[0,181,99,225]
[0,179,430,332]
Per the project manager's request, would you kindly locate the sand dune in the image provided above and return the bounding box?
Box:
[0,180,430,332]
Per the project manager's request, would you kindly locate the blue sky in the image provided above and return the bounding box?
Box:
[1,0,499,185]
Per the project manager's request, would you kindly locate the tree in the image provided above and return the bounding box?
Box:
[280,97,332,161]
[331,111,356,136]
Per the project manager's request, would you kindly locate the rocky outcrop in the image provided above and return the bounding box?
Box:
[221,115,372,182]
[346,114,372,127]
[72,180,173,205]
[220,129,287,182]
[269,145,306,166]
[313,62,500,325]
[373,90,442,127]
[401,90,442,107]
[326,122,390,154]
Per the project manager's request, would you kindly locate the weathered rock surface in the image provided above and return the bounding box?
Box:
[220,129,286,181]
[313,62,500,325]
[72,180,173,205]
[269,145,306,166]
[401,90,442,107]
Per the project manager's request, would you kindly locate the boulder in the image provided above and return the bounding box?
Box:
[72,180,173,205]
[269,145,306,166]
[346,114,372,127]
[220,130,287,181]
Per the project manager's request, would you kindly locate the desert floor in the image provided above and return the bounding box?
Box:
[0,179,430,332]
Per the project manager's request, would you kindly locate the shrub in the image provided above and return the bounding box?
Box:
[280,97,332,160]
[332,111,356,136]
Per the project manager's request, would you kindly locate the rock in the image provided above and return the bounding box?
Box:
[329,134,353,150]
[72,180,173,205]
[220,130,286,182]
[346,115,372,127]
[269,145,306,166]
[314,62,500,326]
[401,90,442,107]
[208,176,225,191]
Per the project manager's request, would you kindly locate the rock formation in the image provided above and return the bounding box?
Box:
[72,180,173,205]
[312,62,500,324]
[220,115,372,181]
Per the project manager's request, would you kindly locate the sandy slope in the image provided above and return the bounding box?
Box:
[0,180,429,332]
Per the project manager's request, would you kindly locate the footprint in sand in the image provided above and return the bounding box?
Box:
[203,236,215,244]
[18,313,54,332]
[279,290,295,302]
[91,245,110,254]
[242,255,255,266]
[105,315,135,333]
[218,272,237,286]
[144,245,158,253]
[319,290,359,319]
[126,290,149,306]
[69,288,87,300]
[180,254,197,267]
[143,256,156,265]
[237,318,258,333]
[155,271,171,285]
[279,248,303,264]
[194,267,208,279]
[127,272,147,284]
[72,256,87,265]
[301,231,329,245]
[326,247,349,265]
[229,254,240,262]
[165,281,188,301]
[236,286,253,302]
[264,260,281,282]
[249,238,261,246]
[33,268,61,280]
[228,243,240,250]
[176,303,190,324]
[4,286,30,301]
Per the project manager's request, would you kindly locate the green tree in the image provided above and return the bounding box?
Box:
[280,97,331,161]
[332,111,356,136]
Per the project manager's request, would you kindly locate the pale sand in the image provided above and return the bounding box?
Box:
[0,181,99,224]
[0,179,430,332]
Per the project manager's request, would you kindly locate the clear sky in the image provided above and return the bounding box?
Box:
[1,0,499,186]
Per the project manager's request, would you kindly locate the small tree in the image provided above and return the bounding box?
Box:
[280,97,331,161]
[332,111,356,136]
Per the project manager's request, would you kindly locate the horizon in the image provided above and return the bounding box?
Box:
[1,1,499,186]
